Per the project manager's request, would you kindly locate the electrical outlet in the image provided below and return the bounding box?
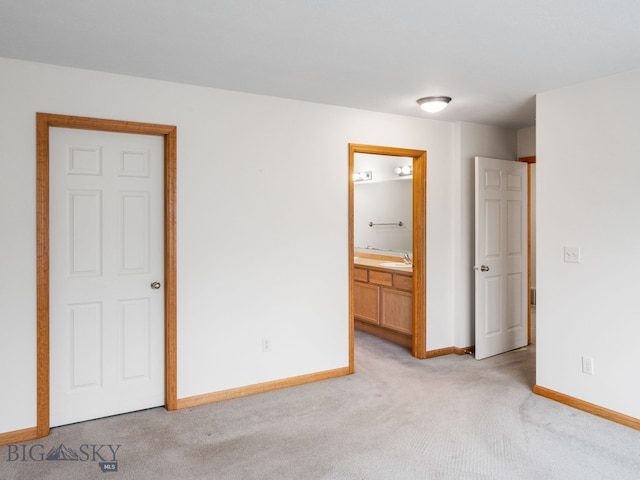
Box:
[262,337,271,353]
[582,356,594,375]
[564,246,581,263]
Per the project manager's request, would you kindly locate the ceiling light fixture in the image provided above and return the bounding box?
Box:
[416,96,452,113]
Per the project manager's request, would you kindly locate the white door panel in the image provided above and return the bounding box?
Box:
[50,128,164,426]
[475,157,528,360]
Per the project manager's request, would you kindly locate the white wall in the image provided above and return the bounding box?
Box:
[451,122,517,347]
[0,57,456,434]
[517,126,536,158]
[537,69,640,419]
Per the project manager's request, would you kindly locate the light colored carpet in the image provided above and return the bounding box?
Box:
[3,330,639,479]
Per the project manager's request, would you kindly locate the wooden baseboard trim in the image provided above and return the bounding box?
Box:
[424,346,454,358]
[176,366,352,410]
[453,346,474,356]
[533,385,640,431]
[0,427,39,447]
[424,345,474,358]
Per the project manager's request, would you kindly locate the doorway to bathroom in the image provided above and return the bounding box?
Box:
[348,144,427,370]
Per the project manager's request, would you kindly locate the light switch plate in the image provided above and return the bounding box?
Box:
[564,246,581,263]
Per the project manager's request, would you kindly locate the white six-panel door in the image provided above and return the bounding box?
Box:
[474,157,528,360]
[49,127,165,426]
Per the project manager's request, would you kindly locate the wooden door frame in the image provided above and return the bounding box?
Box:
[518,155,536,344]
[348,144,427,368]
[36,113,178,439]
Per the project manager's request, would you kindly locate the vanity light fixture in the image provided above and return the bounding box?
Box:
[416,96,452,113]
[394,165,413,177]
[353,170,373,182]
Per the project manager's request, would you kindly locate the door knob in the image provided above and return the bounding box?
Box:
[150,281,161,289]
[473,265,490,272]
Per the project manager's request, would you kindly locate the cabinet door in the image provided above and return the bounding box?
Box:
[393,273,412,292]
[381,288,412,334]
[354,282,379,325]
[354,267,368,282]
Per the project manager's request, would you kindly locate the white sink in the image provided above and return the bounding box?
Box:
[379,262,412,268]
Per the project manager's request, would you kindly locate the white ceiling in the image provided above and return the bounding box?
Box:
[2,0,640,129]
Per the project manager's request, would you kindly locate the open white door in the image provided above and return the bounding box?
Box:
[474,157,528,360]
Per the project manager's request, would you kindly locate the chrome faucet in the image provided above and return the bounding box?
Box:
[402,252,412,265]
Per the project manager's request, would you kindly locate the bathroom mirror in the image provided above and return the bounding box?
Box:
[353,153,412,257]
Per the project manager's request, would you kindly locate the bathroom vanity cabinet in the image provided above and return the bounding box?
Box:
[353,261,412,348]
